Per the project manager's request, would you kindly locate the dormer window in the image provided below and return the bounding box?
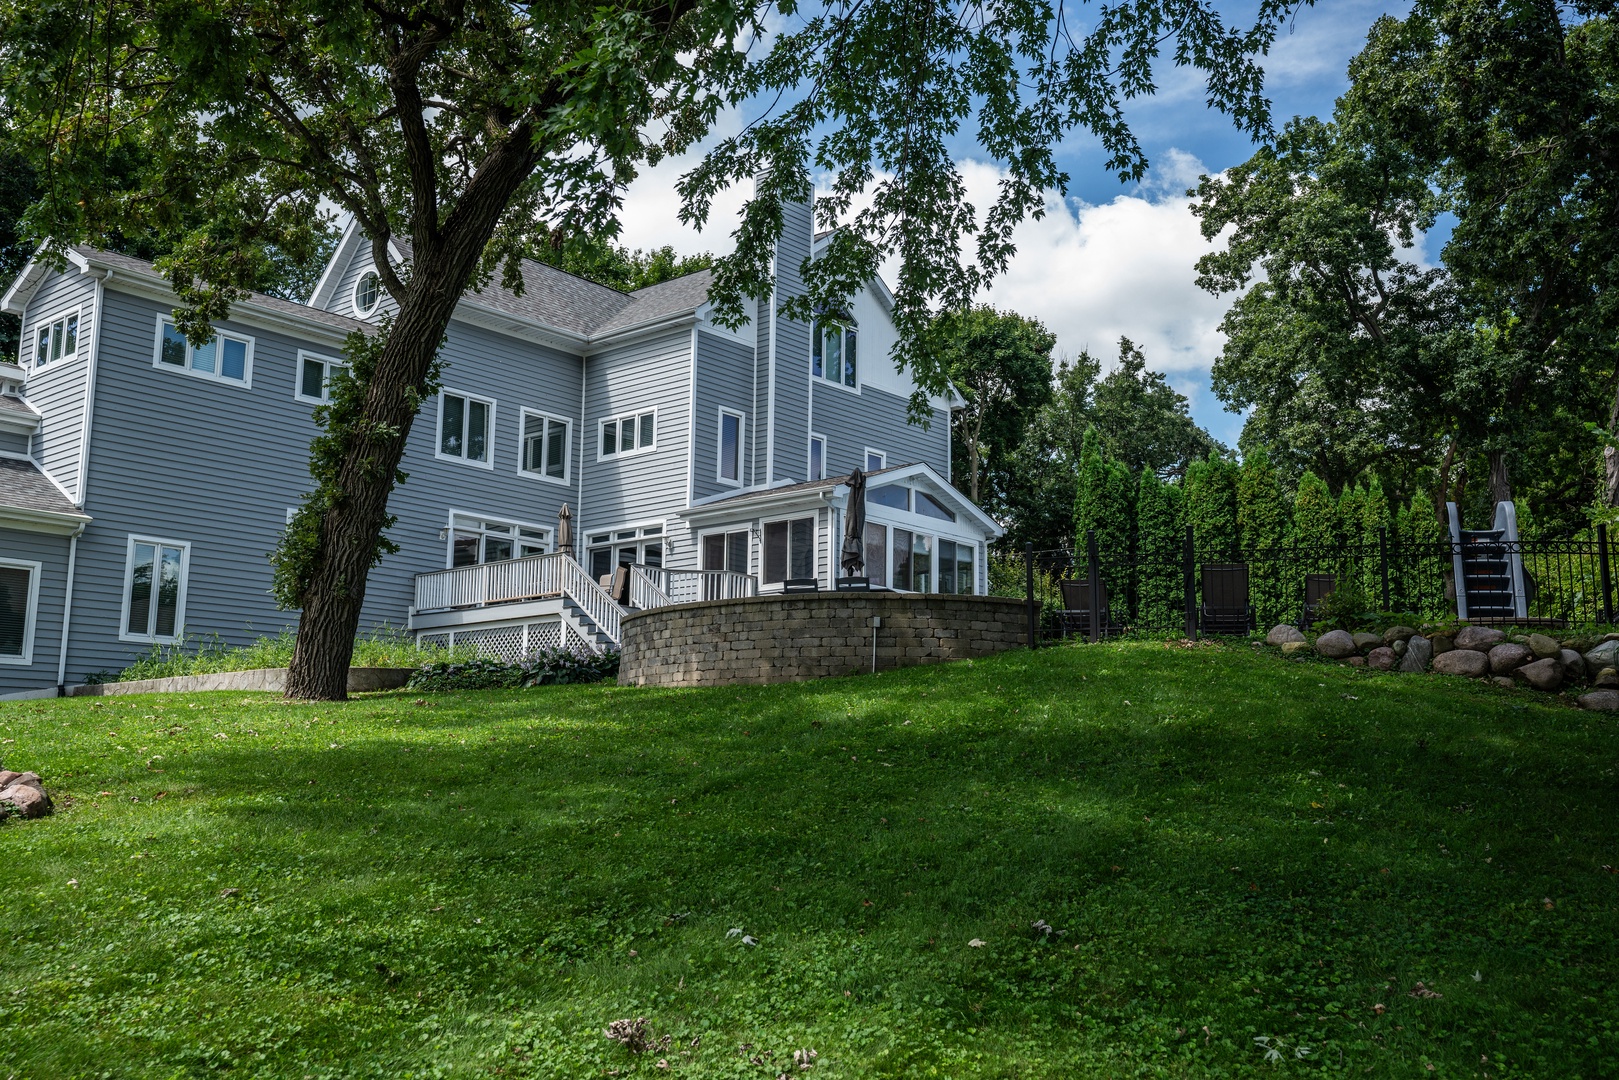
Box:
[811,311,858,388]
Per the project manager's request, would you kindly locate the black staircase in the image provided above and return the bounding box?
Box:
[1459,529,1515,619]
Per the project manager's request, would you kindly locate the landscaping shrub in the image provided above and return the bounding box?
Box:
[407,645,620,691]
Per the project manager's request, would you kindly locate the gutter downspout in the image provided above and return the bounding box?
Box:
[56,526,82,694]
[77,269,109,507]
[574,353,587,563]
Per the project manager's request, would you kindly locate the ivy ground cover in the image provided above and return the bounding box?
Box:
[1,642,1614,1078]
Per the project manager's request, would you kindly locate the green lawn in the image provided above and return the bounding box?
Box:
[1,642,1615,1079]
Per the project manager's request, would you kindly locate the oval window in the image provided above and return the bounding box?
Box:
[353,271,381,316]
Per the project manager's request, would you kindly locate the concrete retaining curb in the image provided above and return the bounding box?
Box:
[68,667,413,697]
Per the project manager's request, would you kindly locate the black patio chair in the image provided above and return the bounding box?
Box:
[782,577,821,593]
[1200,563,1253,635]
[1058,577,1110,638]
[1302,573,1336,628]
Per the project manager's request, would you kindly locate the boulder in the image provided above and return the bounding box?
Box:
[1399,635,1433,673]
[1433,649,1489,677]
[1280,640,1311,657]
[1598,667,1619,688]
[0,784,50,819]
[1455,626,1506,652]
[1315,630,1358,659]
[1430,634,1455,655]
[1383,625,1418,644]
[1526,633,1561,660]
[1366,647,1397,671]
[1352,631,1383,653]
[1392,638,1408,656]
[1266,624,1306,646]
[1488,643,1534,674]
[1513,658,1564,692]
[1557,649,1586,682]
[1578,689,1619,711]
[1344,656,1367,668]
[1583,638,1619,673]
[1490,676,1517,689]
[0,769,19,788]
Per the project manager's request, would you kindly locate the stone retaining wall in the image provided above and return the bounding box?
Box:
[67,667,412,697]
[618,594,1030,688]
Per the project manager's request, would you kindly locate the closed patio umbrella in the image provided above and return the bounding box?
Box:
[557,503,574,559]
[841,468,866,578]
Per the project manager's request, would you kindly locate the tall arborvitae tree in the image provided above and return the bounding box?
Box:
[1071,425,1134,603]
[1238,446,1292,625]
[1292,471,1340,551]
[1394,490,1449,618]
[1360,478,1393,603]
[1185,454,1242,561]
[1136,468,1185,629]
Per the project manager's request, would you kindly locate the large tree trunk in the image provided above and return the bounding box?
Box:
[1488,449,1512,511]
[285,145,540,700]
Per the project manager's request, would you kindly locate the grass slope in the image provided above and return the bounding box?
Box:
[1,642,1614,1079]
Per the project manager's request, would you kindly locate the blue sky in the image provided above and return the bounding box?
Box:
[616,0,1422,451]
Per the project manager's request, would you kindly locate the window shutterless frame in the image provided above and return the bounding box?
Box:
[760,514,817,585]
[118,535,191,644]
[151,315,254,388]
[352,270,383,318]
[0,557,41,665]
[864,449,886,472]
[808,434,827,482]
[435,388,496,468]
[517,408,572,484]
[717,408,744,486]
[294,350,348,404]
[597,408,658,461]
[30,306,81,370]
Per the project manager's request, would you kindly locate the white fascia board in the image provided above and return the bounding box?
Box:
[307,216,362,308]
[96,267,363,348]
[0,408,41,436]
[451,299,591,353]
[871,461,1005,538]
[0,505,91,536]
[678,487,835,528]
[584,311,701,355]
[0,244,90,315]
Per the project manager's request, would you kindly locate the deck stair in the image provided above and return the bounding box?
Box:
[1447,502,1527,621]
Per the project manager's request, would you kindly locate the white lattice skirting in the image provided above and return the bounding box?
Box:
[417,617,594,662]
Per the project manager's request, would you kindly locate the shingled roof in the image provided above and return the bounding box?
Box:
[0,458,87,520]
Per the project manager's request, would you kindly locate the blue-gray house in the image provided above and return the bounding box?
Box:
[0,197,1001,697]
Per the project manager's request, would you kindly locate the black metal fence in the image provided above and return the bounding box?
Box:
[995,524,1618,647]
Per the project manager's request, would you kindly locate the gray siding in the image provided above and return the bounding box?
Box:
[322,236,398,322]
[19,266,97,499]
[0,528,70,695]
[0,432,29,455]
[767,199,814,484]
[59,284,583,683]
[810,382,950,477]
[690,329,755,504]
[579,328,692,535]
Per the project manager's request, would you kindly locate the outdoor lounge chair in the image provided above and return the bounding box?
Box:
[1058,577,1110,638]
[1200,563,1253,635]
[782,577,821,593]
[1302,573,1336,628]
[609,565,632,605]
[835,576,871,591]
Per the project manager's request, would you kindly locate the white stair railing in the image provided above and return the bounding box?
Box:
[628,565,672,610]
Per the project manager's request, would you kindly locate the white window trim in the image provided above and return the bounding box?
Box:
[516,408,573,485]
[808,433,827,482]
[28,305,84,371]
[812,319,862,394]
[0,557,41,665]
[597,407,659,463]
[117,535,192,645]
[351,270,383,318]
[435,388,497,470]
[716,407,745,487]
[864,449,887,472]
[443,509,553,568]
[293,349,348,404]
[861,516,982,596]
[697,527,753,575]
[759,511,819,586]
[150,314,256,389]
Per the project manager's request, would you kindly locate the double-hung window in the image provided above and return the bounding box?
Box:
[718,409,743,484]
[811,311,858,388]
[762,517,815,585]
[121,537,189,643]
[448,514,550,567]
[33,310,80,369]
[154,318,252,386]
[438,390,493,466]
[520,410,571,482]
[296,351,348,403]
[0,558,41,664]
[701,530,750,574]
[600,409,656,459]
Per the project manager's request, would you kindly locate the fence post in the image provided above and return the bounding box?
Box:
[1378,526,1391,612]
[1183,525,1197,640]
[1025,542,1037,649]
[1600,524,1614,626]
[1086,530,1102,644]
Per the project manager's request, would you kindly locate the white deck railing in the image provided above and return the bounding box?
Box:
[628,565,672,611]
[634,565,758,605]
[413,552,622,644]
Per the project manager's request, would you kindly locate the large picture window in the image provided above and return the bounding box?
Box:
[763,516,815,584]
[448,514,550,567]
[520,410,571,482]
[153,317,252,386]
[438,390,493,466]
[0,559,40,664]
[33,309,80,369]
[600,409,657,459]
[121,537,189,643]
[811,312,858,389]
